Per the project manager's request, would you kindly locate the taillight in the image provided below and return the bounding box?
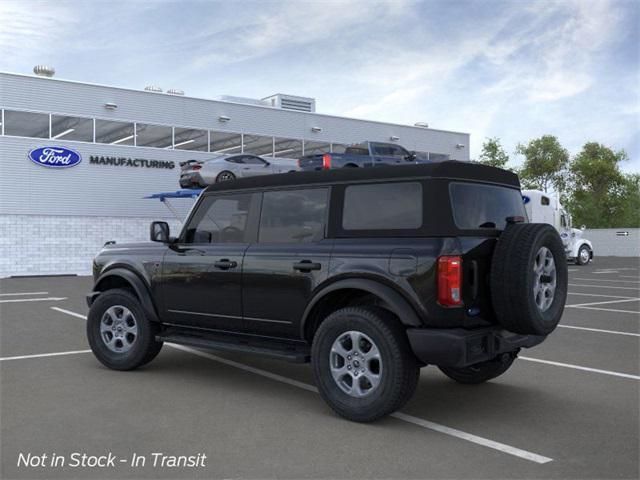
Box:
[322,153,332,169]
[437,256,462,306]
[192,165,202,170]
[297,158,302,168]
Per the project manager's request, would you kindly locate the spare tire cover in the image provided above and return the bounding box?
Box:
[490,223,568,335]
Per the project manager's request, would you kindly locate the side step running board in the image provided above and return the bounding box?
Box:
[157,331,311,363]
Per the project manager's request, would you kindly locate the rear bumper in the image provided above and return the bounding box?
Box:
[179,172,205,188]
[407,326,546,368]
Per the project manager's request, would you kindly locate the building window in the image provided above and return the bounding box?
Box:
[173,127,208,151]
[50,114,93,142]
[259,188,328,243]
[304,140,331,155]
[210,131,243,154]
[95,119,135,145]
[343,182,422,230]
[3,110,49,138]
[243,134,274,156]
[135,123,173,148]
[273,137,303,158]
[429,153,450,162]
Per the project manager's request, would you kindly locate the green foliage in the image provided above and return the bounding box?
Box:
[566,143,638,228]
[516,135,569,193]
[478,137,510,169]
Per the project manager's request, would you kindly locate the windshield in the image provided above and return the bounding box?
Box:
[449,182,527,230]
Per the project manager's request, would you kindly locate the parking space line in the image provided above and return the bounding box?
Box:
[0,349,91,362]
[566,305,640,315]
[0,291,49,296]
[574,278,640,284]
[170,343,553,464]
[51,307,88,319]
[0,297,67,304]
[520,357,640,380]
[568,283,640,291]
[568,292,637,299]
[620,275,640,279]
[557,324,640,337]
[567,298,640,308]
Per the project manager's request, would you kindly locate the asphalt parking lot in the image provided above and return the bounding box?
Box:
[1,256,638,479]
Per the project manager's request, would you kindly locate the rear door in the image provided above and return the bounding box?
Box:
[161,192,259,331]
[371,143,411,166]
[241,187,333,339]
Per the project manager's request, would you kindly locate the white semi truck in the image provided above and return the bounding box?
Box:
[522,190,594,265]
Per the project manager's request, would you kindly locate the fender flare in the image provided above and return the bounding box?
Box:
[91,268,160,323]
[572,240,593,258]
[300,278,422,338]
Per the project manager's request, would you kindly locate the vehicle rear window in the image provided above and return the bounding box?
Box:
[342,182,422,230]
[449,182,526,230]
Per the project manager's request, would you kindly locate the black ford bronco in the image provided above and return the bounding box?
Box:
[87,162,567,422]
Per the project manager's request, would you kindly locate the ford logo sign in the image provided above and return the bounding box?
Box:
[28,146,82,168]
[522,195,530,204]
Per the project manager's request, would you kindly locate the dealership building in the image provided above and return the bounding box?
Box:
[0,69,470,277]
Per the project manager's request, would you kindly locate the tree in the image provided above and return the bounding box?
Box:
[516,135,569,193]
[566,142,638,228]
[478,137,510,169]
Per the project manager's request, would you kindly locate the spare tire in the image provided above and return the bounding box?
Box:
[490,223,568,335]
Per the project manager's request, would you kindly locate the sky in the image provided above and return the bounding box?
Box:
[1,0,638,172]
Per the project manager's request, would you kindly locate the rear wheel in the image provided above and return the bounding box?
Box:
[438,352,517,384]
[576,245,591,265]
[312,306,419,422]
[216,171,235,182]
[87,289,163,370]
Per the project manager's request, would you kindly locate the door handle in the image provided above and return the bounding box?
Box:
[293,260,321,272]
[214,259,238,270]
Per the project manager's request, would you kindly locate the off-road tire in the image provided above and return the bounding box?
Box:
[438,352,517,384]
[87,289,163,371]
[311,306,419,423]
[576,245,591,266]
[490,223,568,335]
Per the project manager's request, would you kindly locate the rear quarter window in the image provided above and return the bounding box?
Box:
[449,182,526,230]
[342,182,422,230]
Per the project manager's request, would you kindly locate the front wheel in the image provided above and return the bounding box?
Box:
[576,245,591,265]
[438,352,517,384]
[87,289,163,371]
[312,306,419,422]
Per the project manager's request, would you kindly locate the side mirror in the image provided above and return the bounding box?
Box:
[581,225,586,231]
[405,151,417,161]
[264,161,271,167]
[150,221,170,243]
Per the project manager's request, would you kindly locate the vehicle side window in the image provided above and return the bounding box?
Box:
[226,156,243,164]
[343,182,422,230]
[541,196,550,205]
[242,155,267,165]
[259,188,328,243]
[184,193,254,244]
[561,215,567,228]
[371,143,408,157]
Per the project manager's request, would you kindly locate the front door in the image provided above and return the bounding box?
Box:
[242,187,332,339]
[371,142,412,166]
[161,192,259,331]
[236,155,273,177]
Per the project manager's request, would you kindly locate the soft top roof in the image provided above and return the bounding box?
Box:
[203,161,520,194]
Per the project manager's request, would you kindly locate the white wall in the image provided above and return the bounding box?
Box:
[583,228,640,257]
[0,214,184,278]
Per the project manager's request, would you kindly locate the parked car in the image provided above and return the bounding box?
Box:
[179,154,298,188]
[522,189,594,265]
[87,162,567,422]
[297,141,429,171]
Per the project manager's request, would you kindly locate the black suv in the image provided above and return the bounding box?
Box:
[87,163,567,422]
